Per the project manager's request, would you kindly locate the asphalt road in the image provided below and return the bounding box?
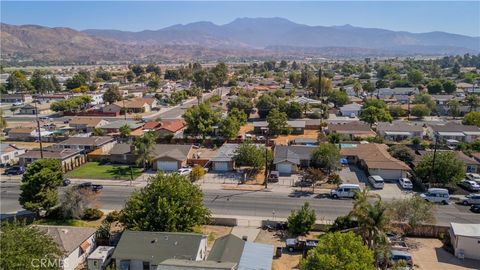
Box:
[2,182,479,225]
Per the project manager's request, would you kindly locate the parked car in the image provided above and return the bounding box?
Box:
[466,173,480,183]
[461,194,480,205]
[458,180,480,192]
[368,175,384,189]
[285,237,319,252]
[389,250,413,267]
[77,182,103,192]
[268,171,279,183]
[470,204,480,213]
[63,179,71,186]
[178,167,192,176]
[420,188,449,204]
[12,102,23,106]
[4,166,25,175]
[398,178,413,189]
[330,184,361,199]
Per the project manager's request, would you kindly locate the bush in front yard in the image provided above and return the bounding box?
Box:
[82,208,103,221]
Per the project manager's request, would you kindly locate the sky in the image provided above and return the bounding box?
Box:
[1,1,480,37]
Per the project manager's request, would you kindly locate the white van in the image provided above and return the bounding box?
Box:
[368,175,385,189]
[330,184,361,199]
[420,188,449,204]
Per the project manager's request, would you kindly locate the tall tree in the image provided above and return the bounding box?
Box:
[233,141,271,171]
[287,202,316,236]
[133,132,158,169]
[0,220,63,270]
[266,108,289,136]
[218,115,240,139]
[447,100,461,118]
[300,231,375,270]
[183,102,221,139]
[119,124,131,139]
[121,173,210,232]
[410,104,431,119]
[19,159,63,216]
[414,151,465,186]
[6,70,32,92]
[463,111,480,127]
[103,85,123,104]
[407,69,424,85]
[466,95,480,112]
[359,106,393,125]
[311,143,340,174]
[388,145,415,163]
[328,90,349,107]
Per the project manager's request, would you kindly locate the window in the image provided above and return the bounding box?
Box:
[142,261,149,270]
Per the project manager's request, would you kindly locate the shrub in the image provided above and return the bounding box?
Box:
[287,202,316,236]
[190,165,206,181]
[82,208,103,221]
[105,210,122,222]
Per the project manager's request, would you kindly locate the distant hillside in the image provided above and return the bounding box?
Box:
[85,17,480,53]
[2,18,479,64]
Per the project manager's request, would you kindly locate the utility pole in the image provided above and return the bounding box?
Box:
[34,100,44,158]
[318,67,322,99]
[122,99,127,121]
[429,136,439,186]
[264,129,269,189]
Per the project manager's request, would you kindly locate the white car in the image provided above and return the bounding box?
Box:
[466,173,480,183]
[177,167,192,176]
[12,102,23,106]
[461,194,480,205]
[368,175,384,189]
[398,178,413,189]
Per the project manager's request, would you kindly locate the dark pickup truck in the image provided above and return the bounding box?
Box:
[285,237,319,252]
[77,182,103,192]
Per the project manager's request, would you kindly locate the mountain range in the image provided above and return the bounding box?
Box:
[2,17,479,64]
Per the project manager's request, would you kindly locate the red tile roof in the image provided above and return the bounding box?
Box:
[160,119,186,133]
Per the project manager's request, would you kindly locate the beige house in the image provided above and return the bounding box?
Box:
[18,148,85,172]
[103,98,157,114]
[69,117,109,133]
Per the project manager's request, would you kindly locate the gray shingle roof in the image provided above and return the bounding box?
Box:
[57,136,114,146]
[108,143,191,161]
[211,144,239,162]
[207,234,245,263]
[273,145,316,165]
[377,122,423,133]
[100,120,143,130]
[35,225,96,254]
[158,259,236,269]
[430,122,480,133]
[112,231,206,264]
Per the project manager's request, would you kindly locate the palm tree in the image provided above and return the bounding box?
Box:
[466,95,480,112]
[119,124,131,139]
[92,127,105,136]
[132,132,158,169]
[350,189,389,250]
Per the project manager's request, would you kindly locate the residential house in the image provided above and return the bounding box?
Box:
[99,120,144,134]
[326,121,376,139]
[103,98,157,113]
[0,93,32,103]
[141,121,162,132]
[293,96,322,106]
[105,143,193,171]
[7,127,53,141]
[341,143,411,180]
[273,145,316,175]
[0,143,26,166]
[36,225,96,270]
[210,143,239,171]
[253,120,306,135]
[33,93,72,103]
[53,136,116,154]
[18,148,85,172]
[449,223,480,260]
[456,151,480,173]
[112,231,207,270]
[18,103,52,115]
[205,234,273,270]
[377,122,424,141]
[339,103,362,117]
[429,122,480,143]
[69,117,109,133]
[157,119,187,138]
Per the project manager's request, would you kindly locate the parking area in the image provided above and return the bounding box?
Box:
[202,172,243,184]
[339,165,366,186]
[370,183,412,200]
[408,238,479,270]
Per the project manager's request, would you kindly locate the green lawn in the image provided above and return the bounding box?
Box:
[65,162,143,180]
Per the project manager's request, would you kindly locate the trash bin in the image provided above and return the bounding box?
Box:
[275,247,283,257]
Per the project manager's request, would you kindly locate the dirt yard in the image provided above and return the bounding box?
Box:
[272,130,320,145]
[2,141,55,150]
[201,225,233,248]
[255,229,324,270]
[408,238,479,270]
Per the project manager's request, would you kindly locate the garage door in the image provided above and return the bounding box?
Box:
[371,169,403,180]
[277,162,292,175]
[157,161,178,172]
[214,162,229,171]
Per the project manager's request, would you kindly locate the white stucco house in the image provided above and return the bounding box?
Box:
[449,223,480,260]
[339,103,362,117]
